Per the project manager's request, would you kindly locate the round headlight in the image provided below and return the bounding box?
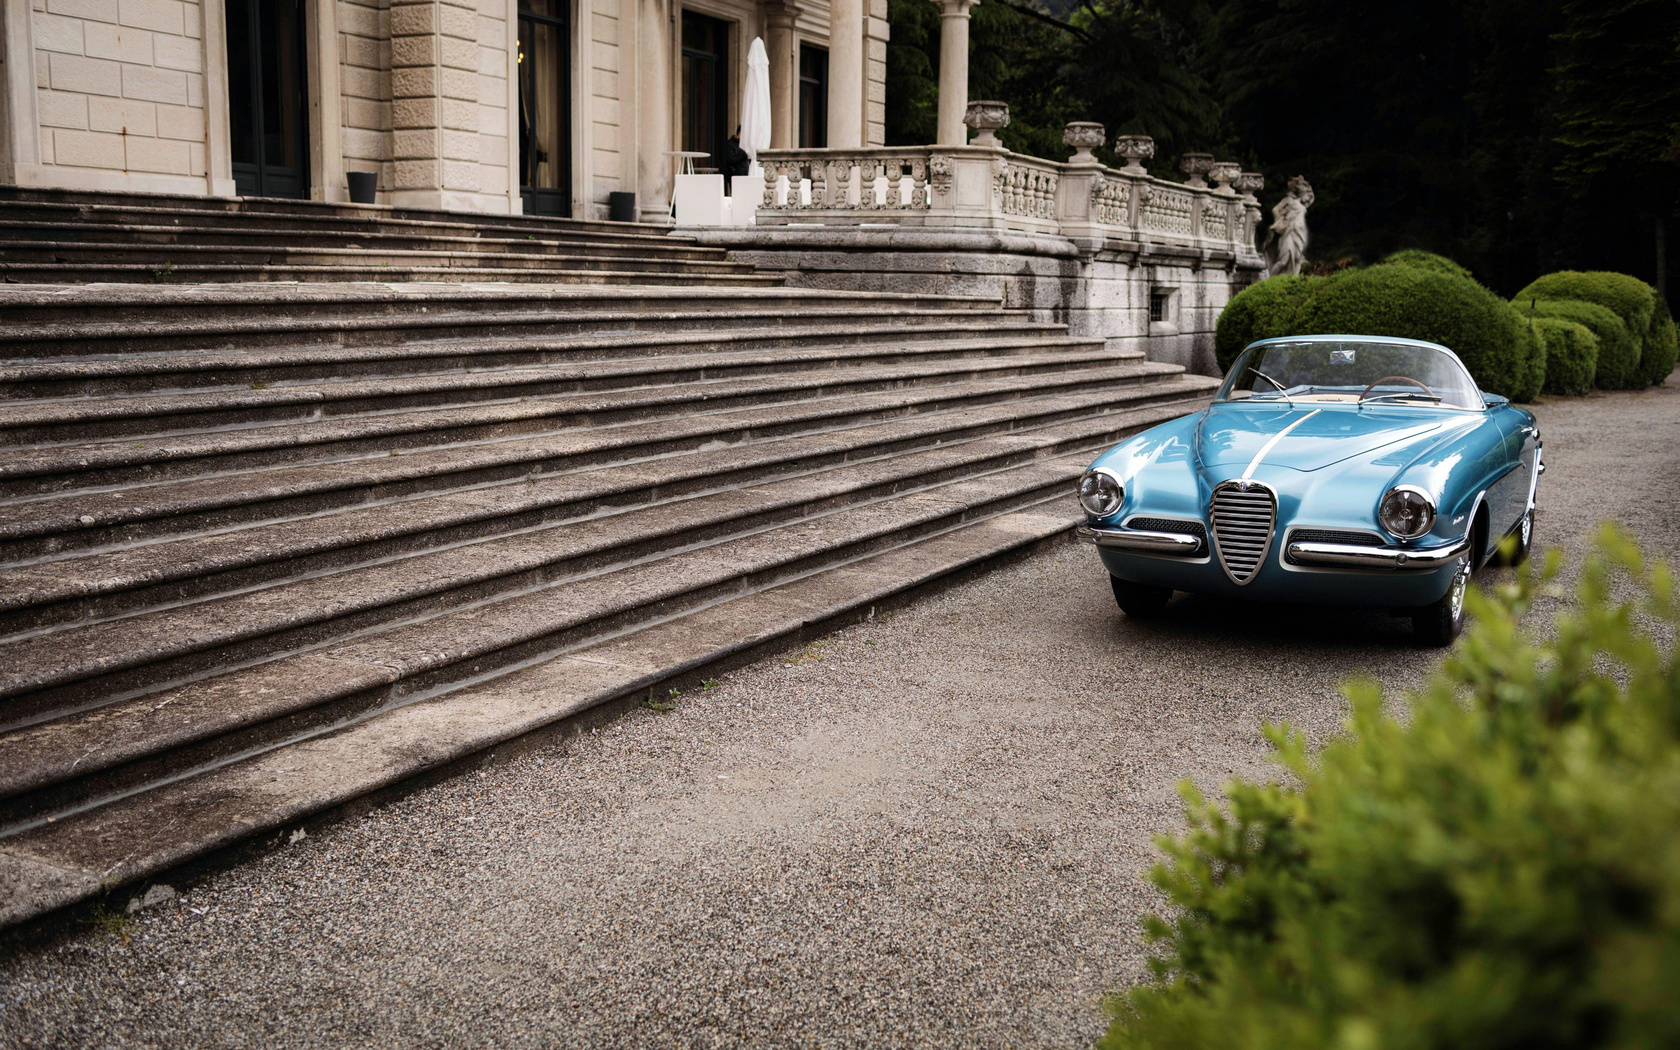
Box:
[1379,486,1436,539]
[1078,469,1124,518]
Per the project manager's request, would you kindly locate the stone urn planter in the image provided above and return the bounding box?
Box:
[1208,162,1242,192]
[1062,121,1105,164]
[1113,135,1155,174]
[964,101,1010,147]
[1178,152,1215,187]
[1235,172,1265,200]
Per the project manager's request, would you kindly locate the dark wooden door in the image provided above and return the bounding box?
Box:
[226,0,310,199]
[518,0,572,217]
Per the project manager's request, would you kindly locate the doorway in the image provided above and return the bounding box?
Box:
[680,11,730,172]
[518,0,572,216]
[225,0,310,199]
[798,43,827,147]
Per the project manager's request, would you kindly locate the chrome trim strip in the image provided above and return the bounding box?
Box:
[1242,409,1321,479]
[1077,524,1204,555]
[1285,536,1470,570]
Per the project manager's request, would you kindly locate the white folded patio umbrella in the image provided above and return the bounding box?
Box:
[741,37,772,173]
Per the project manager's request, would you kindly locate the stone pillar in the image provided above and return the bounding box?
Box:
[828,0,865,147]
[390,0,483,210]
[765,2,799,149]
[931,0,976,147]
[636,0,674,221]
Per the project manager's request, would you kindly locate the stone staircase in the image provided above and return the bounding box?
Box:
[0,228,1220,927]
[0,187,772,285]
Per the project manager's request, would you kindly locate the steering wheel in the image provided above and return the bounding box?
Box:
[1359,375,1435,401]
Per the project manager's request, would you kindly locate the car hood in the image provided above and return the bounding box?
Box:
[1195,402,1471,474]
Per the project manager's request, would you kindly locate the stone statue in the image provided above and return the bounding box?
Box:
[1262,175,1314,276]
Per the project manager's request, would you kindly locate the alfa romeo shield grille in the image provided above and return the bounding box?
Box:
[1210,481,1276,585]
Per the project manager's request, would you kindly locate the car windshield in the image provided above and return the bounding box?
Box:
[1217,340,1482,410]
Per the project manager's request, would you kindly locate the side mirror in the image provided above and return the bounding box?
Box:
[1482,392,1510,407]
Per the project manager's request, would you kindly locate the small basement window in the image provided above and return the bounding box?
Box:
[1149,291,1171,322]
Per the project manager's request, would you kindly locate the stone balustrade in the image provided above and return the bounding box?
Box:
[753,133,1263,257]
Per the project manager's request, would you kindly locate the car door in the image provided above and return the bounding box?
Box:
[1484,398,1535,541]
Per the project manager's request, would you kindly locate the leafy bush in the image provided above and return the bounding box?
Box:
[1214,276,1316,372]
[1529,298,1640,390]
[1378,249,1475,282]
[1532,316,1599,396]
[1514,271,1673,389]
[1101,528,1680,1050]
[1638,296,1678,386]
[1516,270,1657,342]
[1290,266,1543,401]
[1215,265,1544,401]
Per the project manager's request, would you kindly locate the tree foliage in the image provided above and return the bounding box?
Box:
[885,0,1680,304]
[1101,527,1680,1050]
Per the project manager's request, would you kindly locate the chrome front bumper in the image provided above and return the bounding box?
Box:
[1285,535,1469,570]
[1076,524,1203,555]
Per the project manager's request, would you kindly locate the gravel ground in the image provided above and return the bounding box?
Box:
[2,379,1677,1050]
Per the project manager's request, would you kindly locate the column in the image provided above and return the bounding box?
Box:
[827,0,863,148]
[931,0,975,147]
[390,0,483,209]
[634,0,672,220]
[764,1,798,149]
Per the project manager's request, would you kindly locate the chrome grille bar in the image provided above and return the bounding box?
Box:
[1210,481,1277,585]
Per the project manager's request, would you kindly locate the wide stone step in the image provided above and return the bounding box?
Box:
[0,238,761,275]
[0,495,1075,929]
[0,320,1075,399]
[0,261,783,287]
[0,282,1001,332]
[0,187,683,241]
[0,344,1138,446]
[0,440,1121,845]
[0,379,1210,634]
[0,219,732,262]
[0,364,1191,557]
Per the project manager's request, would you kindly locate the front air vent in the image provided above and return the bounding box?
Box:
[1128,518,1208,549]
[1210,481,1277,585]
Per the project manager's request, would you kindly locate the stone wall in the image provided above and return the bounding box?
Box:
[30,0,210,194]
[686,225,1262,376]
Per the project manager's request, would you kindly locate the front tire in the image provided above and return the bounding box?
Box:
[1412,558,1470,647]
[1502,509,1534,566]
[1111,576,1172,618]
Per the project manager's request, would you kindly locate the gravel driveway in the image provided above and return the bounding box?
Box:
[3,379,1676,1050]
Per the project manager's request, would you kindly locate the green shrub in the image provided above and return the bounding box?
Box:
[1638,296,1678,386]
[1101,528,1680,1050]
[1289,266,1543,401]
[1529,298,1640,390]
[1378,249,1475,282]
[1516,270,1657,343]
[1532,316,1599,396]
[1214,276,1317,372]
[1215,265,1543,400]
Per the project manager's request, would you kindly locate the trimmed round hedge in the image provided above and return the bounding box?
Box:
[1513,270,1673,389]
[1516,270,1656,341]
[1380,249,1476,282]
[1529,298,1638,390]
[1532,316,1598,396]
[1216,265,1544,401]
[1639,296,1678,385]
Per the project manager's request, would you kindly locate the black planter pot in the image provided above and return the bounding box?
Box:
[608,191,637,223]
[347,171,378,204]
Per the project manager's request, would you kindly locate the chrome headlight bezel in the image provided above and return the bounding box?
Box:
[1378,485,1436,540]
[1078,467,1125,519]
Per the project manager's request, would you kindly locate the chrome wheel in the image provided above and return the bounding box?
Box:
[1448,559,1468,621]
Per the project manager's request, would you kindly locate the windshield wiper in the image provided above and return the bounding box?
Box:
[1360,392,1443,405]
[1246,368,1294,404]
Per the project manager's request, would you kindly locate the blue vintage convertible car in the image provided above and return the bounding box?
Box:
[1077,335,1542,645]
